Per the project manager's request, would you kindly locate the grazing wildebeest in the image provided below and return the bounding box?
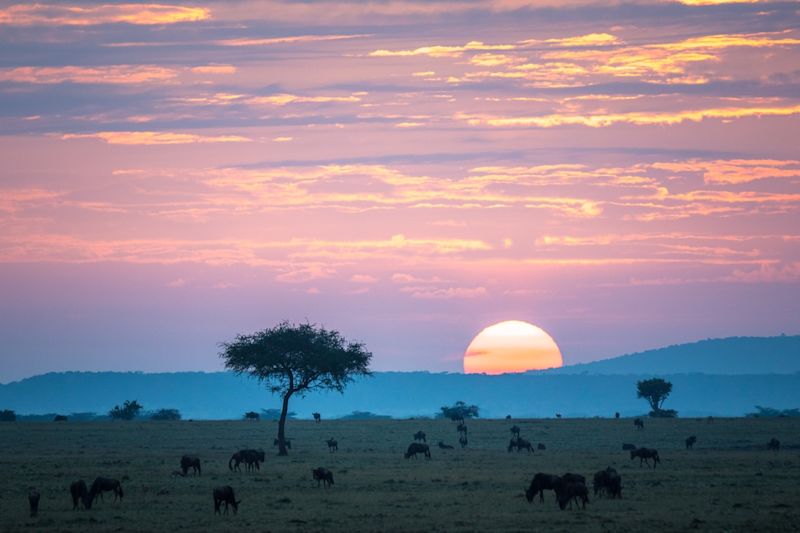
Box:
[557,482,589,510]
[457,422,468,436]
[181,455,202,476]
[89,477,123,504]
[312,467,334,488]
[438,441,454,450]
[29,488,40,517]
[685,435,697,450]
[634,418,644,430]
[768,438,780,451]
[510,425,521,438]
[70,480,89,510]
[326,438,338,453]
[514,438,533,453]
[525,473,560,503]
[630,447,660,468]
[213,486,240,515]
[313,412,321,423]
[537,443,546,451]
[273,438,292,450]
[622,443,636,451]
[459,435,468,448]
[507,438,517,452]
[404,442,431,459]
[229,449,265,472]
[413,431,426,443]
[54,415,68,422]
[593,467,622,498]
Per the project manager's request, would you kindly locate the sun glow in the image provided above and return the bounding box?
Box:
[464,320,563,374]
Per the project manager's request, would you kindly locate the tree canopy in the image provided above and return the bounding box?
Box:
[440,401,480,420]
[150,408,181,421]
[636,378,674,416]
[220,321,371,455]
[109,400,143,420]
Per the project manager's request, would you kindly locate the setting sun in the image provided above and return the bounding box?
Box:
[464,320,563,374]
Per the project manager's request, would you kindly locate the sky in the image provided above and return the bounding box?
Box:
[1,0,799,382]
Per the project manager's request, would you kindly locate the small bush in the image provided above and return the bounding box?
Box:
[150,409,181,421]
[109,400,143,421]
[649,409,678,418]
[0,409,16,422]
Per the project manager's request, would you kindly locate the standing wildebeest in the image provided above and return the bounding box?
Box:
[438,441,454,450]
[510,425,520,439]
[562,473,586,485]
[685,436,697,450]
[213,486,240,515]
[622,443,636,451]
[615,412,620,419]
[89,477,123,504]
[634,418,644,430]
[630,447,660,468]
[525,473,561,503]
[312,467,334,488]
[537,443,546,451]
[457,422,468,436]
[509,437,533,453]
[557,482,589,510]
[70,480,89,510]
[413,431,426,443]
[404,442,431,459]
[313,412,321,423]
[181,455,202,476]
[459,435,468,448]
[768,438,780,451]
[326,438,338,453]
[28,488,40,517]
[229,449,265,472]
[273,438,291,450]
[593,467,622,499]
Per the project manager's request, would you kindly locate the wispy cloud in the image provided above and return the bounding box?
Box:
[0,3,209,26]
[60,132,252,145]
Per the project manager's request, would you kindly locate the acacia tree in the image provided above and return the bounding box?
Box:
[109,400,143,420]
[636,378,673,416]
[220,321,372,456]
[440,401,480,420]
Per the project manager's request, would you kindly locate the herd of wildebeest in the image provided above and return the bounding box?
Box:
[22,414,786,519]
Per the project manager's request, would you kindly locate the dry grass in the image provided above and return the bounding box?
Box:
[0,417,798,532]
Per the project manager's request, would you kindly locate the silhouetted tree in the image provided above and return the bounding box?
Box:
[150,408,181,421]
[636,379,673,416]
[244,411,260,421]
[0,409,16,422]
[440,401,480,420]
[220,321,372,456]
[747,405,800,418]
[109,400,143,420]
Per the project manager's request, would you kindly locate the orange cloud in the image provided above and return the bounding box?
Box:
[216,34,370,46]
[652,159,800,184]
[61,132,252,145]
[248,93,363,106]
[369,41,515,58]
[0,3,209,26]
[0,65,178,84]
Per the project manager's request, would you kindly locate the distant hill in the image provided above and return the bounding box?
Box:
[540,336,800,375]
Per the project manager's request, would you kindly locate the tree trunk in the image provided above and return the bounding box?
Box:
[277,391,292,456]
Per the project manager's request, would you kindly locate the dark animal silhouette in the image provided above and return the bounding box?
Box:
[438,441,454,450]
[506,415,512,420]
[28,488,40,517]
[562,473,586,485]
[457,422,468,435]
[558,482,589,510]
[768,438,780,451]
[615,412,620,419]
[229,449,265,472]
[555,413,562,418]
[181,455,202,476]
[313,412,321,423]
[459,435,468,448]
[89,477,123,504]
[537,443,546,450]
[508,437,533,453]
[70,480,89,510]
[510,425,520,438]
[525,473,561,503]
[404,442,431,459]
[634,418,644,430]
[312,467,334,488]
[213,486,240,515]
[413,431,426,443]
[622,443,636,451]
[452,415,465,424]
[685,436,697,450]
[54,415,68,422]
[707,416,714,423]
[593,467,622,498]
[630,447,660,468]
[326,438,338,453]
[273,438,291,449]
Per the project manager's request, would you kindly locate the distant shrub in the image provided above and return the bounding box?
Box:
[54,415,68,422]
[109,400,143,421]
[747,406,800,418]
[0,409,16,422]
[338,411,392,420]
[150,409,181,421]
[260,409,297,421]
[649,409,678,418]
[244,411,260,421]
[439,401,480,420]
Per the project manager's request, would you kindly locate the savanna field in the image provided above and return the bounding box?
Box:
[0,418,798,532]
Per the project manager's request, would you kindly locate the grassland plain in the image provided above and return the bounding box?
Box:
[0,418,798,532]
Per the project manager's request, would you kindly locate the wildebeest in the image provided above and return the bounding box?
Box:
[555,413,562,419]
[438,441,454,450]
[537,443,546,451]
[615,412,620,419]
[180,455,202,476]
[313,412,321,423]
[622,443,636,451]
[459,435,468,448]
[508,437,533,453]
[510,425,520,438]
[28,488,40,517]
[312,467,334,488]
[457,422,468,436]
[404,442,431,459]
[70,480,89,510]
[54,415,68,422]
[273,438,292,449]
[525,473,561,503]
[89,477,123,504]
[593,467,622,499]
[768,438,780,451]
[229,449,265,472]
[685,435,697,450]
[413,431,426,443]
[213,486,240,515]
[562,473,586,485]
[326,438,338,453]
[557,482,589,510]
[634,418,644,430]
[630,447,660,468]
